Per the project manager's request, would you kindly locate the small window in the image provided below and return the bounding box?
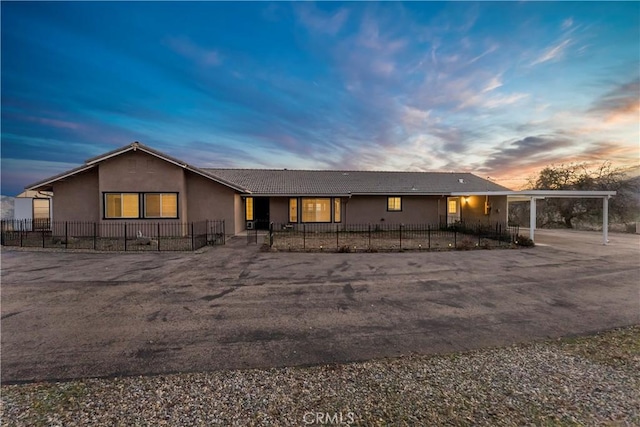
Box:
[246,197,254,221]
[334,198,341,222]
[387,197,402,211]
[105,193,139,218]
[448,199,458,214]
[289,198,298,222]
[144,193,177,218]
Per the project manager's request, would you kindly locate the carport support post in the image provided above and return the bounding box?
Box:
[529,197,537,243]
[603,196,609,245]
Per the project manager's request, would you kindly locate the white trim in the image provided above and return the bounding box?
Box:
[451,190,616,198]
[25,164,97,191]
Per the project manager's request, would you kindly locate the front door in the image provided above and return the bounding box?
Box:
[447,197,461,225]
[254,197,270,230]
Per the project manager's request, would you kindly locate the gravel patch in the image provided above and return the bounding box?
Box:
[2,326,638,426]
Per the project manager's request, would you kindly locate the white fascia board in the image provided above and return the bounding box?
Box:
[451,190,616,198]
[25,164,97,191]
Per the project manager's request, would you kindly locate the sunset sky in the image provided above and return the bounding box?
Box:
[2,1,638,196]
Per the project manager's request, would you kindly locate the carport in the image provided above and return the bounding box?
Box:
[451,190,616,245]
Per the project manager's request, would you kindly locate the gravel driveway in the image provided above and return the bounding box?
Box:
[1,229,639,383]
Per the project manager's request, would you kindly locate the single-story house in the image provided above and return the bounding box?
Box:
[24,142,512,235]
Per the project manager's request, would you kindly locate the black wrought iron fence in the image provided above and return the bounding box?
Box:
[268,221,519,252]
[1,219,225,251]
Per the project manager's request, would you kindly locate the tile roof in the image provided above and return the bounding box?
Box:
[204,169,511,195]
[24,141,512,195]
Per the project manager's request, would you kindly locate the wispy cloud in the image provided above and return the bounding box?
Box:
[165,36,221,67]
[531,39,572,65]
[588,78,640,124]
[295,4,350,36]
[561,17,574,30]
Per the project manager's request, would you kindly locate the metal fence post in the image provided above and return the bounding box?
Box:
[65,222,68,249]
[303,223,306,250]
[0,220,4,246]
[191,222,195,251]
[336,224,339,249]
[269,222,273,247]
[368,224,371,248]
[454,228,457,249]
[93,222,97,250]
[399,224,403,249]
[42,226,45,248]
[157,222,161,251]
[124,222,127,251]
[428,224,431,249]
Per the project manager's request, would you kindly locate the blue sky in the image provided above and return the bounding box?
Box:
[2,1,638,195]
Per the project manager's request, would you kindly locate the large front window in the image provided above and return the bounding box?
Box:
[105,193,139,218]
[302,198,331,223]
[144,193,178,218]
[104,192,178,219]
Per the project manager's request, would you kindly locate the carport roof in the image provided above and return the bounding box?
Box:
[450,190,617,200]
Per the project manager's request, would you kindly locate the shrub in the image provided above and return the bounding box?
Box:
[515,235,535,247]
[457,237,475,250]
[338,245,351,253]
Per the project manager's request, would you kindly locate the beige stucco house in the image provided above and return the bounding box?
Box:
[25,142,511,235]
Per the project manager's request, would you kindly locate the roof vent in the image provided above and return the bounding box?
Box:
[458,178,465,184]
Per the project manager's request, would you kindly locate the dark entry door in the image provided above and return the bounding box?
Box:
[254,198,270,230]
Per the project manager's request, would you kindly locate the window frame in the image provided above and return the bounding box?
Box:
[333,198,342,223]
[103,192,179,219]
[387,196,402,212]
[301,197,332,223]
[104,192,141,219]
[245,197,254,221]
[143,192,178,219]
[288,198,298,223]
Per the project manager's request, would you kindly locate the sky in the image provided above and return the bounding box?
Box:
[1,1,639,196]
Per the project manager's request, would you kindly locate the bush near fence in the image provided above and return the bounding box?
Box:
[0,219,225,252]
[268,222,519,252]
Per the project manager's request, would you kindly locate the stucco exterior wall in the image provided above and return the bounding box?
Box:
[234,195,244,235]
[52,168,100,222]
[460,195,509,224]
[186,172,237,230]
[344,196,441,224]
[269,197,289,223]
[98,150,188,222]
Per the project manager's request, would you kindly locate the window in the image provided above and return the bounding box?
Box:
[246,197,254,221]
[144,193,177,218]
[105,193,139,218]
[289,198,298,222]
[334,198,341,222]
[302,198,331,222]
[387,197,402,211]
[448,199,458,214]
[104,192,178,219]
[33,199,50,221]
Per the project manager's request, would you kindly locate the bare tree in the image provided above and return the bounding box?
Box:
[521,162,639,228]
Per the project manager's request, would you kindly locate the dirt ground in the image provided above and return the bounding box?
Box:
[1,229,638,383]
